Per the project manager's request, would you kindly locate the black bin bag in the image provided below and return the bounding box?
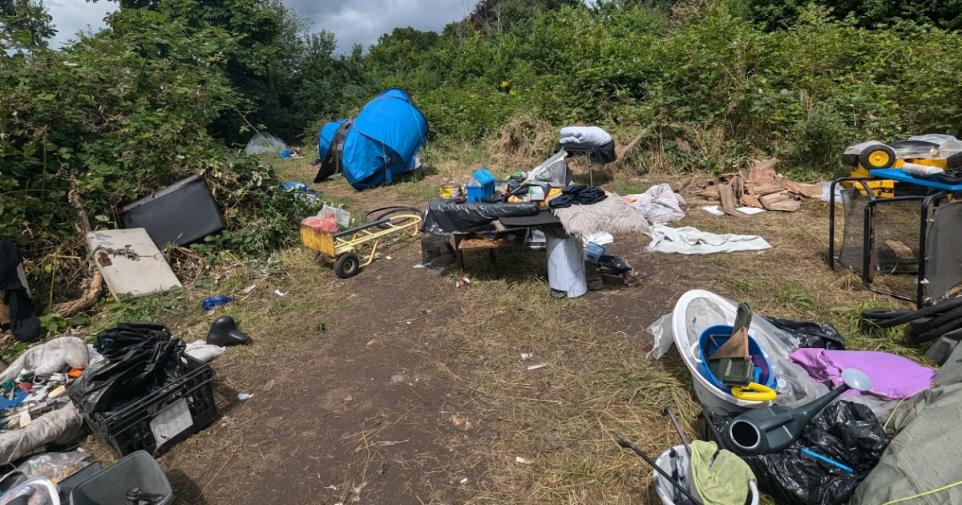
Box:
[740,401,888,505]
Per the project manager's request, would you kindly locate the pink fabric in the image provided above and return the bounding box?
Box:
[790,349,935,399]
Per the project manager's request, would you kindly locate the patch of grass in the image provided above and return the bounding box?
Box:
[94,289,191,335]
[773,282,818,313]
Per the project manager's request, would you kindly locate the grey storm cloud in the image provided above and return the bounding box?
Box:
[287,0,472,52]
[45,0,473,51]
[46,0,117,48]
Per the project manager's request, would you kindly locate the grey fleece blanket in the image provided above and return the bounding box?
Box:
[552,194,649,236]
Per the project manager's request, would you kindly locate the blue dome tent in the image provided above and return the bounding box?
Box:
[314,89,429,190]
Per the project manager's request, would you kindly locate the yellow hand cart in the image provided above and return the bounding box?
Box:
[301,212,421,278]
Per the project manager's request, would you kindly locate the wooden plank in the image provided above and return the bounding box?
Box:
[457,237,517,250]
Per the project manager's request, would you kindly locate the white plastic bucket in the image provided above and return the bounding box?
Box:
[652,444,759,505]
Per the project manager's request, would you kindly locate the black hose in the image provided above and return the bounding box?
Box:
[365,206,422,229]
[861,298,962,328]
[366,205,421,221]
[909,310,962,344]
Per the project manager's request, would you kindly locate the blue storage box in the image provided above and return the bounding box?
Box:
[466,169,496,202]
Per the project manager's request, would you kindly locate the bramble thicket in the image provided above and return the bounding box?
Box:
[3,0,962,306]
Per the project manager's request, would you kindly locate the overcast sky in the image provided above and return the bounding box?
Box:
[47,0,474,52]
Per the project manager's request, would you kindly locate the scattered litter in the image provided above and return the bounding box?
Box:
[201,295,232,311]
[385,255,393,260]
[456,276,471,288]
[343,394,353,402]
[273,289,287,297]
[450,414,472,431]
[185,340,225,363]
[237,393,253,401]
[515,456,532,465]
[413,263,426,269]
[527,362,549,371]
[702,205,725,217]
[241,283,257,294]
[0,336,89,383]
[736,206,765,215]
[520,352,533,360]
[459,477,469,484]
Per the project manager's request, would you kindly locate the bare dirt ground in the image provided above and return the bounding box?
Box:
[91,157,921,505]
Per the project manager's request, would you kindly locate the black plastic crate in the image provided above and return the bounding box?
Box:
[87,355,218,456]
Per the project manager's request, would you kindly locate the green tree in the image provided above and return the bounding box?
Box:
[1,5,309,260]
[746,0,962,31]
[0,0,55,49]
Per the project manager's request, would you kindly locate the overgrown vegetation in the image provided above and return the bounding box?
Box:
[3,0,962,309]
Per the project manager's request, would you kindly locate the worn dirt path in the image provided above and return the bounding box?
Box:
[149,170,871,505]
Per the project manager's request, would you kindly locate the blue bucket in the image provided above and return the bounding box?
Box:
[697,324,776,393]
[584,242,606,264]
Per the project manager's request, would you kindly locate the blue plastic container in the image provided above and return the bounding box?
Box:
[466,169,496,202]
[201,295,232,311]
[697,324,776,393]
[584,242,606,264]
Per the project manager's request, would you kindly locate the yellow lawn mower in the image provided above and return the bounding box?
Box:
[843,134,962,197]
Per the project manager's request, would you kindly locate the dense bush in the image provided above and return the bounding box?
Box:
[5,0,962,308]
[0,6,313,264]
[358,2,962,174]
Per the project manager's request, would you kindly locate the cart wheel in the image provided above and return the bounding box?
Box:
[334,252,361,278]
[860,144,896,170]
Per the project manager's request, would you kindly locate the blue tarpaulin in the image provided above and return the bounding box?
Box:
[317,89,428,190]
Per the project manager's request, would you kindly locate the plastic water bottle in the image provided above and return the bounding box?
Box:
[201,295,232,311]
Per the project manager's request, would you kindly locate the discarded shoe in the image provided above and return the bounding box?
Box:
[206,316,251,346]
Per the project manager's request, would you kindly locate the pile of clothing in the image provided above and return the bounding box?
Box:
[1,241,39,342]
[0,337,92,465]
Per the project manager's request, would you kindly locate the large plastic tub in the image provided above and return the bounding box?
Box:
[87,355,217,456]
[697,324,777,392]
[70,451,172,505]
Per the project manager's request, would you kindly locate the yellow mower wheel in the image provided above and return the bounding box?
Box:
[860,144,896,170]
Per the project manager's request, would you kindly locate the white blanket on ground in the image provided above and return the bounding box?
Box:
[645,225,771,254]
[559,126,612,146]
[626,183,686,225]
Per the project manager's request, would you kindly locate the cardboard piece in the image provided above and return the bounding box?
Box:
[692,158,818,213]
